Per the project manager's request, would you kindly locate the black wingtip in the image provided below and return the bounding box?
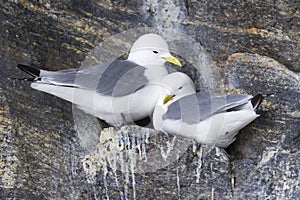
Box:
[17,64,41,77]
[251,93,274,110]
[251,93,264,110]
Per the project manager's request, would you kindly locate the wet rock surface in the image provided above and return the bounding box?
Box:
[0,0,299,199]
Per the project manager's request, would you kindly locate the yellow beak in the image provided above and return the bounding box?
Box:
[163,94,175,105]
[163,55,182,67]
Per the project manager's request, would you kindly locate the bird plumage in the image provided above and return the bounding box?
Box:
[17,34,182,126]
[153,72,265,148]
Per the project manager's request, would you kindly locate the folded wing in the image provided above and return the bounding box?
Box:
[163,92,254,124]
[18,60,149,97]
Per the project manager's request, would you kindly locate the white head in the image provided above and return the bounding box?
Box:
[153,72,196,131]
[127,33,182,67]
[158,72,196,106]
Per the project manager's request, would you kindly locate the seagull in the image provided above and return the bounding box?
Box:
[17,33,182,126]
[153,72,264,148]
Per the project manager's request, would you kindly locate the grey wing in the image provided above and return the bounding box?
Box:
[94,60,148,97]
[39,68,79,86]
[163,92,252,124]
[38,63,106,87]
[38,60,149,97]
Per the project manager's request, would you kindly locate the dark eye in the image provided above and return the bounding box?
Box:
[178,86,183,90]
[153,50,159,54]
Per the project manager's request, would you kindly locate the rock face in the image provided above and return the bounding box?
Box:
[0,0,299,199]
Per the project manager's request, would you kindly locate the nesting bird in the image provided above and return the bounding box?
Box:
[17,33,264,148]
[17,34,182,126]
[153,72,264,148]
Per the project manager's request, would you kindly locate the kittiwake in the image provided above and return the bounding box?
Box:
[153,72,264,148]
[17,34,182,126]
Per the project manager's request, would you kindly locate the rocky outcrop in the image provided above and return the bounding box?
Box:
[0,0,299,199]
[224,53,299,199]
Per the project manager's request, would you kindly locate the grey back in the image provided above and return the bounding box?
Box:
[163,92,252,124]
[40,60,149,97]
